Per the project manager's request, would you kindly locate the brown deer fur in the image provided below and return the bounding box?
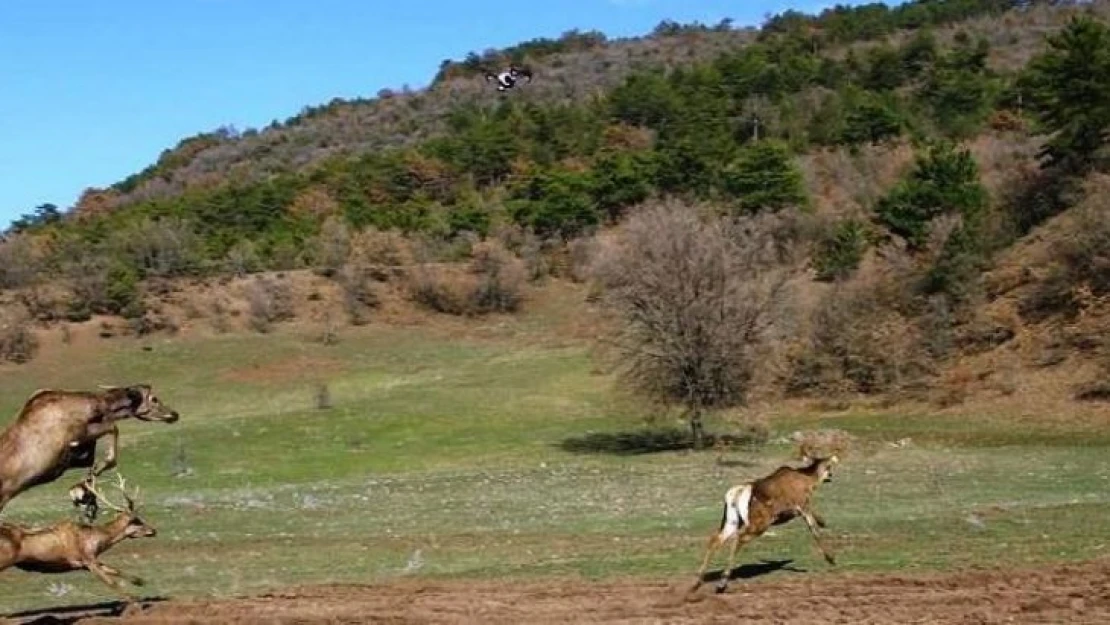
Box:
[0,385,179,516]
[691,452,840,593]
[0,475,156,602]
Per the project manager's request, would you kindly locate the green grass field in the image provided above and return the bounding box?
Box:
[1,294,1108,613]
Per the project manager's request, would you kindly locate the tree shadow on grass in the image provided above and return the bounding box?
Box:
[5,596,169,625]
[558,427,764,458]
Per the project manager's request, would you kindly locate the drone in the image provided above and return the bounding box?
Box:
[484,66,533,92]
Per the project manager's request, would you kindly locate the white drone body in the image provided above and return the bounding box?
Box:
[485,66,533,92]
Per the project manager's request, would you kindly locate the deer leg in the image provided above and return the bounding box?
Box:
[811,511,828,528]
[716,531,757,594]
[100,562,144,586]
[86,560,138,602]
[691,496,747,593]
[91,427,119,477]
[690,530,728,592]
[799,509,836,566]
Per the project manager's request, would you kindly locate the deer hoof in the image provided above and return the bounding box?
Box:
[131,577,145,587]
[825,554,837,566]
[121,602,144,617]
[714,582,729,594]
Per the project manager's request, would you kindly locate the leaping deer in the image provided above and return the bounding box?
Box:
[0,384,180,519]
[0,473,157,603]
[690,447,841,594]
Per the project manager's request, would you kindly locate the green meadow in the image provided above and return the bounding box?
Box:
[1,296,1107,614]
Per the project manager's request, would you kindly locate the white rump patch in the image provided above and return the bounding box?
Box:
[735,484,752,527]
[720,484,754,540]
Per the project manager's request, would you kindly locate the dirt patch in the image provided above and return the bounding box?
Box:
[14,558,1109,624]
[220,355,347,385]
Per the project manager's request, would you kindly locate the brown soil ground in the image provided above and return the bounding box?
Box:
[8,558,1109,625]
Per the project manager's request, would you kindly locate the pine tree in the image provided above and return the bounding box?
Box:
[1022,16,1110,173]
[723,141,807,214]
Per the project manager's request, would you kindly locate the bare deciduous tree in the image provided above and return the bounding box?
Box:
[0,235,41,289]
[591,199,794,449]
[311,216,351,278]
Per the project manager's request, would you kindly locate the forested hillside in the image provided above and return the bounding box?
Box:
[6,0,1040,249]
[3,0,1109,414]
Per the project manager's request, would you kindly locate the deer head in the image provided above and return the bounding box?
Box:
[796,441,840,483]
[816,454,840,483]
[98,384,180,423]
[82,474,157,538]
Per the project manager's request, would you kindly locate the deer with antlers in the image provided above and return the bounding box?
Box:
[0,384,179,519]
[0,473,156,602]
[690,444,841,594]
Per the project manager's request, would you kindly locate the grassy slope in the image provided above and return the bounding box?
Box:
[1,284,1108,613]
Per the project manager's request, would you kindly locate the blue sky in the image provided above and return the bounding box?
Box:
[0,1,872,228]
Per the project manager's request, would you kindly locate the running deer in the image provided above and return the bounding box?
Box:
[0,385,179,519]
[0,474,156,602]
[690,448,840,593]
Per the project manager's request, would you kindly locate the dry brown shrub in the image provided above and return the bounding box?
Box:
[492,224,554,281]
[72,187,122,220]
[468,240,526,313]
[208,296,234,333]
[798,142,913,217]
[288,186,340,219]
[567,235,600,283]
[0,234,43,289]
[405,239,525,316]
[787,274,932,397]
[967,132,1040,200]
[1020,177,1110,322]
[0,305,39,364]
[127,311,179,337]
[338,263,380,326]
[348,227,414,270]
[406,265,470,315]
[933,363,976,408]
[601,123,655,151]
[987,110,1026,133]
[224,240,263,277]
[309,215,351,278]
[986,354,1021,397]
[1063,284,1110,401]
[243,276,295,333]
[15,286,67,323]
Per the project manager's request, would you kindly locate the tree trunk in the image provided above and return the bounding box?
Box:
[689,408,706,450]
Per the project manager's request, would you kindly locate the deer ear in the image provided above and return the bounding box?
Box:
[125,386,146,409]
[102,385,146,415]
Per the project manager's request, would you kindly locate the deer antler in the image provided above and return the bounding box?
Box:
[117,473,141,512]
[83,473,137,514]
